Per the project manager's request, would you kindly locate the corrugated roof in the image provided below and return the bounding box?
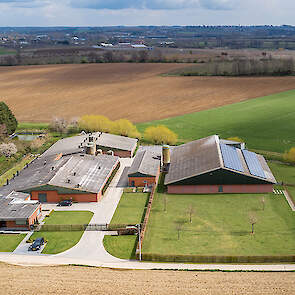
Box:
[165,135,222,185]
[0,197,40,220]
[165,135,276,185]
[128,150,160,177]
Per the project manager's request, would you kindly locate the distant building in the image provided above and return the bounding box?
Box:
[0,191,41,230]
[128,150,161,187]
[164,135,276,194]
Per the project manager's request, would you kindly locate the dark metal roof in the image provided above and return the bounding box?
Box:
[165,135,222,185]
[128,150,160,177]
[0,196,40,221]
[165,135,276,185]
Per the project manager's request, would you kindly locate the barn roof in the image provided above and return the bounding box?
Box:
[0,154,119,195]
[164,135,276,185]
[128,150,160,177]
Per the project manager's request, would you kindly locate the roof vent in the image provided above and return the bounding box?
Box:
[66,178,71,183]
[44,161,47,166]
[73,172,77,176]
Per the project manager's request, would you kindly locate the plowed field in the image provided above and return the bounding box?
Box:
[1,263,294,295]
[1,63,295,123]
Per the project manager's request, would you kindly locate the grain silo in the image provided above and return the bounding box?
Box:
[162,145,170,172]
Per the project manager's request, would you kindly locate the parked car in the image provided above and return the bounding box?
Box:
[28,237,44,251]
[57,200,72,206]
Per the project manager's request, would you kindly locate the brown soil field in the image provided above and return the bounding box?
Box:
[1,263,294,295]
[0,63,295,123]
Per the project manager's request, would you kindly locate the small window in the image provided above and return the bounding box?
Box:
[15,220,26,225]
[218,185,223,193]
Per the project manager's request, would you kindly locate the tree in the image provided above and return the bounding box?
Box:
[0,143,17,157]
[186,204,195,223]
[111,119,141,139]
[50,117,69,134]
[0,102,18,135]
[78,115,114,133]
[249,212,258,234]
[144,125,178,145]
[174,222,183,240]
[283,147,295,164]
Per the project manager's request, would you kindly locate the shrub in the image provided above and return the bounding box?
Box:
[144,125,178,145]
[112,119,141,139]
[78,115,114,133]
[227,136,244,143]
[283,147,295,164]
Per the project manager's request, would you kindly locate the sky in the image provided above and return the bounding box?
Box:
[0,0,294,27]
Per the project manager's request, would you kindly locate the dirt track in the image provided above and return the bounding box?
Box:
[1,63,295,123]
[0,263,294,295]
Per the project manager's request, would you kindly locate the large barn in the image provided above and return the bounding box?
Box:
[165,135,276,194]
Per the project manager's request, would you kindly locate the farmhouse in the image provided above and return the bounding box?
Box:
[0,153,120,203]
[165,135,276,194]
[128,150,161,187]
[0,191,41,230]
[43,132,138,158]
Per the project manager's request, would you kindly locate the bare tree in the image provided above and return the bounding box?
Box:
[175,222,183,240]
[50,117,69,134]
[186,204,195,223]
[163,195,168,213]
[0,143,17,157]
[261,196,265,211]
[249,212,258,234]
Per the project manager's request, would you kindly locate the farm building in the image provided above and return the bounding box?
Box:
[0,153,120,203]
[165,135,276,194]
[43,132,138,158]
[128,150,161,187]
[0,191,41,230]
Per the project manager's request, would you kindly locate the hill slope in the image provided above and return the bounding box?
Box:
[137,90,295,153]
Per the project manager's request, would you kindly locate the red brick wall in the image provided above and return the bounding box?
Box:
[28,205,42,226]
[167,184,273,194]
[129,176,156,187]
[100,150,131,158]
[6,221,28,229]
[31,190,99,203]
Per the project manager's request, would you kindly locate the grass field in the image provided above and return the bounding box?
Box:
[143,193,295,256]
[0,48,16,55]
[103,193,149,259]
[1,64,295,123]
[16,122,50,131]
[31,211,93,254]
[268,161,295,185]
[0,234,26,252]
[137,90,295,153]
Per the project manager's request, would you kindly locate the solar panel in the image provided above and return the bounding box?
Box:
[242,150,266,179]
[220,143,244,172]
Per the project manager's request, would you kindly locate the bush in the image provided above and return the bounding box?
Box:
[78,115,114,133]
[0,143,17,157]
[283,147,295,164]
[144,125,178,145]
[227,136,243,143]
[112,119,141,139]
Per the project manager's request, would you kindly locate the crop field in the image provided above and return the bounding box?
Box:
[143,193,295,256]
[138,90,295,153]
[1,263,294,295]
[1,63,295,123]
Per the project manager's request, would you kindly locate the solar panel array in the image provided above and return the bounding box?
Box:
[242,150,266,179]
[220,143,244,172]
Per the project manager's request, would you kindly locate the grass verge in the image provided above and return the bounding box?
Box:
[143,193,295,256]
[0,234,26,252]
[31,211,93,254]
[103,193,149,259]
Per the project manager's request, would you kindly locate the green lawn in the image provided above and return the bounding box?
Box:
[110,193,149,225]
[103,193,149,259]
[0,234,26,252]
[17,122,50,131]
[137,90,295,153]
[31,211,93,254]
[287,187,295,200]
[143,193,295,256]
[268,161,295,185]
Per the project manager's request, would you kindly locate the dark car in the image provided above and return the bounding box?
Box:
[57,200,72,206]
[28,237,44,251]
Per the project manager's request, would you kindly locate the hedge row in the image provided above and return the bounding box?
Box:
[139,253,295,263]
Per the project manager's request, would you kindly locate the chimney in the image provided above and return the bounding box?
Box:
[162,145,171,173]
